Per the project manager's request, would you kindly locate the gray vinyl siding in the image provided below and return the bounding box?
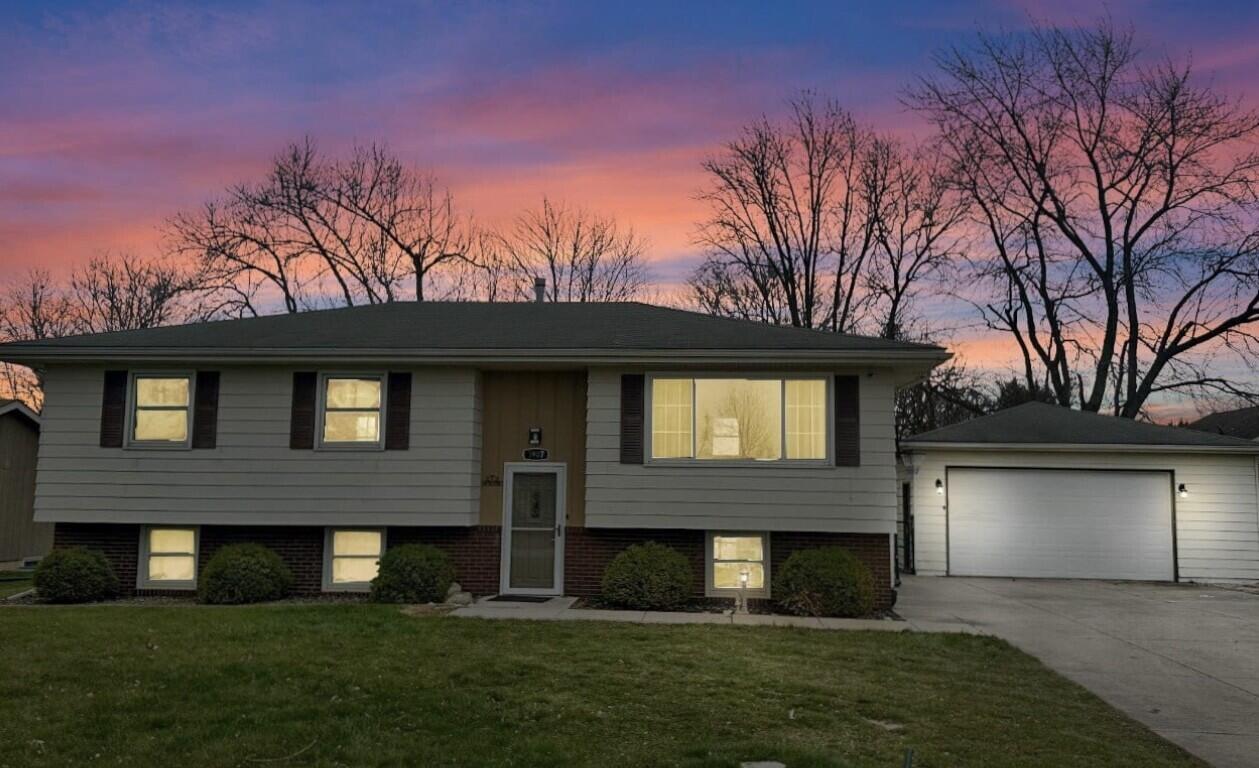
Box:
[584,368,900,533]
[905,449,1259,584]
[35,365,481,527]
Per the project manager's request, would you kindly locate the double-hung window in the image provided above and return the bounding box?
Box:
[320,375,384,447]
[649,376,828,462]
[324,529,384,591]
[707,532,769,597]
[130,374,193,446]
[140,527,198,589]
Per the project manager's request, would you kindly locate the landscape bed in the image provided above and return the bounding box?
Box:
[0,604,1202,767]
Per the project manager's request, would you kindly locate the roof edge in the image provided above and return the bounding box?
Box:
[900,440,1259,455]
[0,401,40,426]
[0,345,952,366]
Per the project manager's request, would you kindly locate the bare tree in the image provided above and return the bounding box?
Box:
[500,198,649,302]
[910,20,1259,416]
[167,140,468,314]
[0,253,201,407]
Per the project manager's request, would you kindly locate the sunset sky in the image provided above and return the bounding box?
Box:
[2,1,1258,417]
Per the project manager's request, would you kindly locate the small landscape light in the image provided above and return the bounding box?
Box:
[935,478,944,495]
[1178,483,1188,499]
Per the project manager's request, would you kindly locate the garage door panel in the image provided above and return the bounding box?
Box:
[948,468,1174,581]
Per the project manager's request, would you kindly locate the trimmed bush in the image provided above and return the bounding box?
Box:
[33,548,119,603]
[774,547,876,618]
[198,544,293,605]
[600,542,692,610]
[370,544,455,604]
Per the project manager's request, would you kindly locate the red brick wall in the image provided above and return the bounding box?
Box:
[52,523,894,609]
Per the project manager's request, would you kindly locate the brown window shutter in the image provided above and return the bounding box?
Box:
[384,372,412,450]
[99,370,128,448]
[620,374,645,464]
[290,372,317,449]
[834,375,860,466]
[191,371,220,449]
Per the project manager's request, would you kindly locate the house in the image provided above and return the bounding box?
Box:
[0,301,947,607]
[1188,405,1259,441]
[901,402,1259,584]
[0,399,50,568]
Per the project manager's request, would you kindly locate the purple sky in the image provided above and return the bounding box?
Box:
[2,1,1258,416]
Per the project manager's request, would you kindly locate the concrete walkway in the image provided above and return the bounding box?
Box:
[898,576,1259,768]
[451,595,981,633]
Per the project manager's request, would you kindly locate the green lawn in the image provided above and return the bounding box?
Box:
[0,605,1201,768]
[0,571,33,598]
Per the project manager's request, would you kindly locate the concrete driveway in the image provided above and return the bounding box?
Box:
[898,577,1259,768]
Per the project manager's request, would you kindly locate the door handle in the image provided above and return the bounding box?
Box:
[555,523,564,538]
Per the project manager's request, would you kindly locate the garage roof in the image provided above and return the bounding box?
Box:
[902,401,1259,453]
[1188,405,1259,441]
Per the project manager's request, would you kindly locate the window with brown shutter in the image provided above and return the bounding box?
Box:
[99,370,128,447]
[191,371,220,449]
[384,372,412,450]
[620,374,645,464]
[290,372,317,449]
[833,374,860,466]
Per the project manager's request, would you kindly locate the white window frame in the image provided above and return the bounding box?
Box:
[126,371,195,450]
[137,525,200,590]
[645,373,833,466]
[705,531,770,598]
[322,528,386,592]
[316,372,387,450]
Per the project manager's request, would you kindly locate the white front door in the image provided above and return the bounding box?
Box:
[500,463,566,595]
[947,467,1175,581]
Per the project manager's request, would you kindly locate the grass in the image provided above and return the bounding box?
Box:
[0,605,1202,768]
[0,571,33,598]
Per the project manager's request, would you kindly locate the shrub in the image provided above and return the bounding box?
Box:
[198,544,293,605]
[370,544,455,604]
[33,548,119,603]
[600,542,692,610]
[774,547,876,618]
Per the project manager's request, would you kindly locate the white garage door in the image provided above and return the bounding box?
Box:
[948,468,1174,581]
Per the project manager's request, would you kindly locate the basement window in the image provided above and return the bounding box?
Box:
[324,529,384,591]
[706,532,769,598]
[139,527,199,589]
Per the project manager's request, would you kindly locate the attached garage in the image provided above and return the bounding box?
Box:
[902,402,1259,584]
[946,467,1174,581]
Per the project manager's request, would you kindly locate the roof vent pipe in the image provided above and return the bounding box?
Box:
[533,277,546,303]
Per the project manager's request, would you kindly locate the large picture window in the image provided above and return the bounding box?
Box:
[130,375,192,445]
[649,377,827,461]
[320,375,384,446]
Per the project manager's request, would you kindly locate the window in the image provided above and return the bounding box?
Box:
[321,375,384,446]
[649,377,828,461]
[707,533,768,597]
[324,529,384,590]
[140,527,198,588]
[131,375,192,445]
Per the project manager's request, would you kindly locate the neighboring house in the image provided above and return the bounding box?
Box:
[0,399,50,568]
[0,301,947,608]
[901,402,1259,584]
[1188,405,1259,441]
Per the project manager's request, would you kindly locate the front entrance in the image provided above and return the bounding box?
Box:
[499,463,566,595]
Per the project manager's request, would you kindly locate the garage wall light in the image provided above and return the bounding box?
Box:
[935,479,944,495]
[1178,483,1188,499]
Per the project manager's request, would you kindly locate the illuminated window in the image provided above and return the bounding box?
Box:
[707,532,768,597]
[321,376,383,445]
[325,529,384,590]
[131,375,192,444]
[649,377,827,461]
[141,527,198,588]
[651,378,693,458]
